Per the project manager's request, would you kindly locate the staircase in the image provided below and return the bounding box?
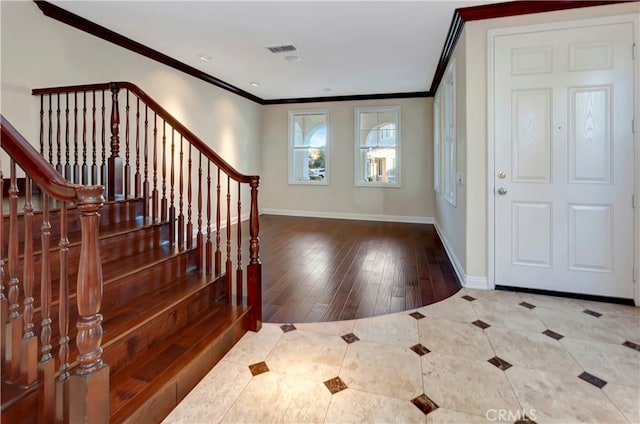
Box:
[0,82,262,423]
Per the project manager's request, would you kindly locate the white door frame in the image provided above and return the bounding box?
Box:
[486,14,639,305]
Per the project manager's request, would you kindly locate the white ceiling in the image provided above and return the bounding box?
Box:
[51,1,498,101]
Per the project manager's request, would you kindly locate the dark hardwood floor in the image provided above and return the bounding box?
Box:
[258,215,461,323]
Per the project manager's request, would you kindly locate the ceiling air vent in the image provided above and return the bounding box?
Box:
[266,44,298,54]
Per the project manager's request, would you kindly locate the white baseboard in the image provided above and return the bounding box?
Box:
[433,221,489,290]
[260,208,435,224]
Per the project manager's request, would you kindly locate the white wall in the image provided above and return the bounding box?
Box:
[0,1,262,180]
[261,98,434,222]
[447,1,639,288]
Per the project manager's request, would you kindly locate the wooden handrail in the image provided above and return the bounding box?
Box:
[33,82,259,185]
[0,115,104,201]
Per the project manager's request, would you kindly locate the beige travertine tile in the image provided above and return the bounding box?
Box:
[418,317,494,361]
[561,337,640,387]
[352,311,419,346]
[416,295,478,323]
[221,323,283,366]
[516,292,588,312]
[506,366,629,423]
[341,340,423,400]
[485,326,583,376]
[221,371,331,423]
[162,360,252,424]
[421,352,520,417]
[324,388,426,424]
[533,306,627,344]
[265,329,347,384]
[471,297,546,332]
[602,383,640,424]
[295,319,356,337]
[464,288,522,303]
[426,408,499,423]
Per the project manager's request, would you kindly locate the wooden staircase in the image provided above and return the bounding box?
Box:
[0,82,262,423]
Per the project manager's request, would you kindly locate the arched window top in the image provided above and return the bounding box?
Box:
[363,122,396,147]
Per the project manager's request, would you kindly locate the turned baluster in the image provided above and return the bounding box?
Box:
[178,135,185,249]
[48,95,54,165]
[82,91,89,185]
[5,160,21,383]
[135,97,141,198]
[20,177,37,387]
[56,202,70,423]
[226,175,232,302]
[186,144,193,249]
[65,93,71,180]
[38,192,55,423]
[108,83,123,200]
[161,121,167,221]
[101,90,107,189]
[197,152,203,268]
[56,94,62,174]
[236,181,243,305]
[247,178,262,332]
[152,113,158,222]
[39,95,44,155]
[169,129,176,245]
[91,91,98,185]
[124,89,131,199]
[73,92,79,183]
[215,168,221,276]
[205,161,212,274]
[69,187,108,424]
[143,105,150,219]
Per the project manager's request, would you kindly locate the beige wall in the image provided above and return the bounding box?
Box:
[455,2,639,284]
[260,98,434,221]
[0,1,262,179]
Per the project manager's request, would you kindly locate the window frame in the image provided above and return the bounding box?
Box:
[354,105,401,188]
[434,60,456,205]
[288,109,329,186]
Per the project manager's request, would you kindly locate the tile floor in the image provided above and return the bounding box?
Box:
[163,289,640,423]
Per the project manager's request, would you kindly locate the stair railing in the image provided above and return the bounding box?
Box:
[32,82,262,332]
[1,115,108,422]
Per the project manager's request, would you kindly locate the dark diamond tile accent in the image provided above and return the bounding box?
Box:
[583,309,602,318]
[519,301,536,310]
[411,394,439,415]
[579,371,607,389]
[341,333,360,344]
[515,417,538,424]
[280,323,297,333]
[410,343,431,356]
[542,329,564,340]
[461,295,476,302]
[248,361,269,376]
[488,356,512,371]
[324,376,348,394]
[409,311,426,320]
[472,320,491,330]
[623,340,640,352]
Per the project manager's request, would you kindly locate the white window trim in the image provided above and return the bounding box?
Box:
[354,105,401,188]
[288,109,329,186]
[433,93,441,193]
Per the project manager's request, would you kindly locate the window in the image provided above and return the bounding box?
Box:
[355,106,400,187]
[434,60,456,205]
[288,110,328,184]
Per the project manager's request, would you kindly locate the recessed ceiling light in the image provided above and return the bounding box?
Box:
[249,81,260,87]
[198,54,211,61]
[284,55,301,63]
[323,88,332,92]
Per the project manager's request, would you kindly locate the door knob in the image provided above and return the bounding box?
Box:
[497,187,507,195]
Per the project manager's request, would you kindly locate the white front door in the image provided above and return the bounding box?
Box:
[493,21,635,299]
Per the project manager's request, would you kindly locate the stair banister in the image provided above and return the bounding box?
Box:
[1,115,108,423]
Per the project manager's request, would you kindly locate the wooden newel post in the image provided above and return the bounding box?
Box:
[108,83,123,200]
[69,186,109,424]
[246,177,262,332]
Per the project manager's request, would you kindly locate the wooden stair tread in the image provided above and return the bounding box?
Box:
[109,303,250,422]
